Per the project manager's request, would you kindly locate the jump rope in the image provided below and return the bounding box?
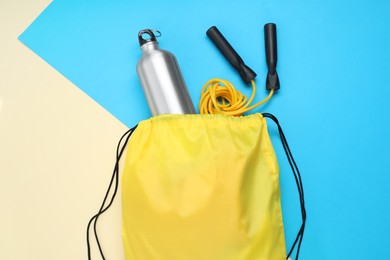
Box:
[199,25,277,116]
[87,23,306,260]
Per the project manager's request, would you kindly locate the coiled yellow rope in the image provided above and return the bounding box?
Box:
[199,78,274,116]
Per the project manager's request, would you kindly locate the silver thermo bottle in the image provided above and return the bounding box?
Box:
[136,29,196,116]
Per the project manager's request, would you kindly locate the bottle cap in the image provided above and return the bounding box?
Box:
[138,29,160,46]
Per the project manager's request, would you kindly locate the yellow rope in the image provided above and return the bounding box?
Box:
[199,78,274,116]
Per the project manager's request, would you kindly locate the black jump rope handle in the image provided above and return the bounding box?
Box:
[264,23,280,90]
[207,26,256,84]
[207,24,280,89]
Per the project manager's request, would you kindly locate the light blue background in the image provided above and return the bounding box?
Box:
[19,0,390,259]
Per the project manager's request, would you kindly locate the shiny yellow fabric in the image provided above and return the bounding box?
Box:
[122,114,286,260]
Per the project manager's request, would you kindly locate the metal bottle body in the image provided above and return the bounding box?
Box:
[137,41,196,116]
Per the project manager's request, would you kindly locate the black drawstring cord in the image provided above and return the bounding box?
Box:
[87,125,138,260]
[263,113,306,260]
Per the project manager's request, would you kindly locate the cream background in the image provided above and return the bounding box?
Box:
[1,1,128,259]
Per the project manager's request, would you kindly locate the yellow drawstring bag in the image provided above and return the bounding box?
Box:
[120,113,302,260]
[87,113,305,260]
